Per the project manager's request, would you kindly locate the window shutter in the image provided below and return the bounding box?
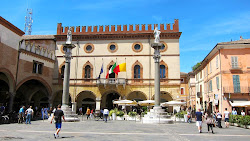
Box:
[233,75,240,93]
[216,56,218,68]
[231,56,238,68]
[216,77,219,89]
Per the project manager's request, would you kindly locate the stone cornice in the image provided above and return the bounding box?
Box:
[55,32,182,41]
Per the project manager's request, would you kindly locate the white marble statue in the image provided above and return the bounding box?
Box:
[66,27,72,44]
[153,27,161,43]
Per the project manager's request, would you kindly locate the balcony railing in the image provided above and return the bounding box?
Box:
[96,78,126,88]
[229,63,242,71]
[223,86,250,93]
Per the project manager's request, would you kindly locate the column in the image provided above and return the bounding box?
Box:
[95,97,101,112]
[8,92,15,112]
[151,43,162,107]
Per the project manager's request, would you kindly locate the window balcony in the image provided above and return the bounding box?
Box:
[223,86,250,93]
[229,63,242,71]
[96,78,126,88]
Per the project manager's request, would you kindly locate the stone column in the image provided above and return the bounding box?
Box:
[151,43,163,107]
[95,97,101,112]
[8,92,15,112]
[62,44,75,107]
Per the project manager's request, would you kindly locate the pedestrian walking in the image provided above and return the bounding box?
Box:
[90,109,94,119]
[232,108,237,115]
[187,110,192,123]
[224,108,230,128]
[216,110,222,128]
[18,106,25,123]
[86,107,90,120]
[241,110,245,116]
[205,113,214,134]
[50,104,66,139]
[195,108,203,133]
[25,106,34,124]
[103,108,109,123]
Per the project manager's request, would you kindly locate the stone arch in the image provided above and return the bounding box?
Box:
[126,91,147,101]
[59,61,65,78]
[16,76,52,96]
[151,91,173,102]
[131,60,143,83]
[0,68,15,92]
[101,90,121,110]
[160,60,168,79]
[76,90,96,113]
[82,61,94,79]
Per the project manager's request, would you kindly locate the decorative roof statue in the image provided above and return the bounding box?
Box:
[153,26,161,43]
[66,27,72,44]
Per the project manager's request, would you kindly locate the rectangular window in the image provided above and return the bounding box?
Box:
[231,56,238,69]
[209,80,213,92]
[216,77,219,89]
[32,61,43,74]
[181,88,184,95]
[216,56,219,69]
[210,62,212,73]
[233,75,240,93]
[200,85,202,94]
[200,71,202,79]
[206,66,208,76]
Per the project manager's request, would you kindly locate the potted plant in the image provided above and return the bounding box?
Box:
[128,111,137,120]
[116,111,125,120]
[109,108,118,120]
[175,111,186,122]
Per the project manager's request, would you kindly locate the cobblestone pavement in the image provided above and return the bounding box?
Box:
[0,117,249,141]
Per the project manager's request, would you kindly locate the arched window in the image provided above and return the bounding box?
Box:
[134,65,140,79]
[61,65,65,78]
[160,65,165,78]
[85,65,91,78]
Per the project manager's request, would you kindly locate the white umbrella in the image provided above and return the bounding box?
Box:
[161,101,186,107]
[113,100,137,106]
[138,100,155,106]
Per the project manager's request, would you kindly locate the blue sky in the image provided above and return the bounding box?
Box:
[1,0,250,73]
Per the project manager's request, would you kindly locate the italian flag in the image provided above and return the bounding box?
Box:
[106,63,116,79]
[113,63,126,75]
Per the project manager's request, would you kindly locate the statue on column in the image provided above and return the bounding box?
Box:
[153,27,161,43]
[66,27,72,44]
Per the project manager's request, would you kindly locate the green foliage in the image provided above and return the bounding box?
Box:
[229,115,250,126]
[116,111,125,117]
[109,108,118,116]
[141,111,147,117]
[192,62,201,71]
[128,111,137,117]
[175,110,187,118]
[142,106,148,111]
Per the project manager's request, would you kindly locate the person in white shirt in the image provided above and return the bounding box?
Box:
[224,108,230,128]
[241,110,245,116]
[25,106,34,124]
[232,108,237,115]
[103,108,109,123]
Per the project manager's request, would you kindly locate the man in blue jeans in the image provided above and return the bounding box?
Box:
[25,106,34,124]
[103,107,109,123]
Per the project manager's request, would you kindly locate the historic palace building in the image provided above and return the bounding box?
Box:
[193,39,250,115]
[0,16,182,113]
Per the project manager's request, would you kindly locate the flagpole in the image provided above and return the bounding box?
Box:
[102,58,104,78]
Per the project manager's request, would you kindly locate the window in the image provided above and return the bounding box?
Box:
[84,65,91,78]
[61,65,65,78]
[196,74,198,81]
[160,42,168,52]
[216,56,219,69]
[181,78,184,83]
[231,56,238,68]
[209,62,212,73]
[84,43,94,53]
[181,88,184,95]
[134,65,140,78]
[209,80,213,92]
[216,77,219,89]
[206,66,208,76]
[233,75,240,93]
[200,85,202,94]
[132,42,143,52]
[107,42,118,53]
[200,71,202,79]
[32,61,43,74]
[160,65,165,78]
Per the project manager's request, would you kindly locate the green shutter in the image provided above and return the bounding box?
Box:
[216,77,219,89]
[233,75,240,93]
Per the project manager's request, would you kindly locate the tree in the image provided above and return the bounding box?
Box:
[192,62,201,71]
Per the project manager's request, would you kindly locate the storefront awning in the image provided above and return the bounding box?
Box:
[229,101,250,107]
